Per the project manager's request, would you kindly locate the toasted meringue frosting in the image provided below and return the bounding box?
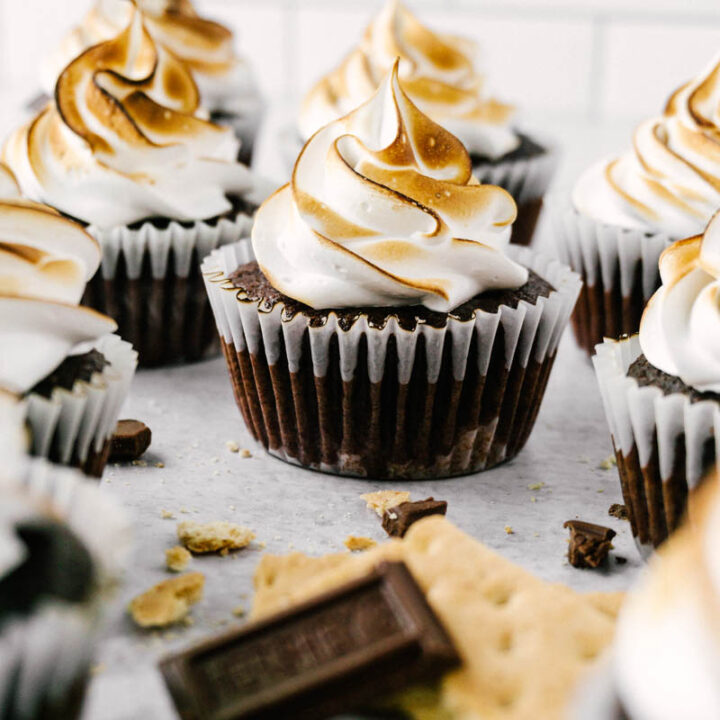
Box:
[298,0,518,160]
[0,163,101,305]
[253,62,526,313]
[42,0,259,116]
[614,480,720,720]
[4,9,253,229]
[0,295,117,395]
[639,212,720,393]
[574,54,720,238]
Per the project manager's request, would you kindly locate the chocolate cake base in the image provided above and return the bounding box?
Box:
[82,195,257,367]
[471,133,549,247]
[615,355,718,549]
[219,263,558,479]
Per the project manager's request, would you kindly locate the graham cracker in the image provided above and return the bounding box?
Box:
[361,490,411,516]
[177,521,255,554]
[252,517,623,719]
[130,572,204,628]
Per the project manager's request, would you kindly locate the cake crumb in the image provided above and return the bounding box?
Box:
[240,449,252,458]
[166,546,192,573]
[232,605,246,617]
[226,441,240,453]
[599,455,617,470]
[504,526,514,535]
[178,521,255,554]
[129,573,204,628]
[344,535,377,552]
[361,490,411,517]
[609,503,629,521]
[160,509,174,520]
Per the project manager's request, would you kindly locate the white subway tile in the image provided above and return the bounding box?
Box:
[601,22,720,118]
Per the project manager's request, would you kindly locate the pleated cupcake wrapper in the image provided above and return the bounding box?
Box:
[550,197,672,356]
[0,459,132,720]
[84,210,255,367]
[203,240,580,478]
[593,336,720,557]
[25,334,137,477]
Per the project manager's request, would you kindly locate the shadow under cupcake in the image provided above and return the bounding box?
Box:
[205,62,580,479]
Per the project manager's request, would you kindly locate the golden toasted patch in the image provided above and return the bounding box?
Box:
[400,5,470,73]
[360,239,428,264]
[294,188,378,240]
[605,158,659,222]
[659,235,702,288]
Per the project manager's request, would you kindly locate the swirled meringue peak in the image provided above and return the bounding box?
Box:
[298,0,518,160]
[639,212,720,392]
[253,62,526,313]
[0,163,101,305]
[0,295,116,395]
[3,8,253,229]
[42,0,257,115]
[574,53,720,238]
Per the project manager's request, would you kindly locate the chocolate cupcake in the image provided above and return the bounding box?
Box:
[283,0,557,247]
[552,54,720,356]
[0,163,137,477]
[3,9,267,367]
[39,0,263,166]
[593,214,720,554]
[205,63,580,479]
[0,394,131,720]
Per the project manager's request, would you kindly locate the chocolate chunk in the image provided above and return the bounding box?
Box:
[615,556,628,565]
[160,562,460,720]
[382,498,448,538]
[608,504,629,521]
[109,419,152,462]
[564,520,616,569]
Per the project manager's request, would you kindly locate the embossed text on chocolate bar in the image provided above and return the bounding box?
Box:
[160,561,459,720]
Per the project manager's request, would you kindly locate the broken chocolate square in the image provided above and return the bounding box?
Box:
[382,498,448,538]
[108,419,152,462]
[160,562,459,720]
[564,520,616,569]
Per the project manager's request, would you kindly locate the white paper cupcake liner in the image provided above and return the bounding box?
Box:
[82,203,259,366]
[0,459,132,720]
[25,334,137,476]
[593,336,720,556]
[550,197,672,355]
[203,239,580,478]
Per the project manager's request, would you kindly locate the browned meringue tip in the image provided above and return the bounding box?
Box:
[0,162,20,197]
[0,291,118,331]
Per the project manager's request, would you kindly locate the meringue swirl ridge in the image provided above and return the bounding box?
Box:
[640,210,720,392]
[253,61,527,313]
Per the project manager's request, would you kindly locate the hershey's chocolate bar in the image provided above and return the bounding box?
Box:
[160,562,459,720]
[382,498,448,538]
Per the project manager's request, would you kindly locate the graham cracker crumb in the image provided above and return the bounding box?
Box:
[504,526,514,535]
[530,496,537,503]
[160,509,174,520]
[599,455,617,470]
[344,536,377,552]
[226,441,240,453]
[166,546,192,573]
[240,449,252,458]
[178,521,255,554]
[131,459,147,467]
[155,462,165,469]
[232,605,246,617]
[528,482,545,491]
[90,663,105,676]
[129,573,204,628]
[361,490,411,517]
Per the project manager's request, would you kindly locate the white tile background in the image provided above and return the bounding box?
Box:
[0,0,719,122]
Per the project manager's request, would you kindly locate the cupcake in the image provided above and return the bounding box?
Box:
[553,53,720,356]
[204,62,580,479]
[593,213,720,553]
[4,8,267,366]
[0,394,131,720]
[0,162,137,477]
[286,0,557,247]
[573,478,720,720]
[39,0,263,166]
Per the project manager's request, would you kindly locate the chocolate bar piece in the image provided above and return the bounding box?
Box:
[382,498,448,538]
[160,562,460,720]
[564,520,616,569]
[108,419,152,462]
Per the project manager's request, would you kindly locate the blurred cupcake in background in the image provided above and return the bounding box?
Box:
[285,0,557,247]
[4,9,268,366]
[40,0,263,166]
[553,53,720,356]
[0,162,137,477]
[0,392,131,720]
[594,212,720,554]
[204,62,579,479]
